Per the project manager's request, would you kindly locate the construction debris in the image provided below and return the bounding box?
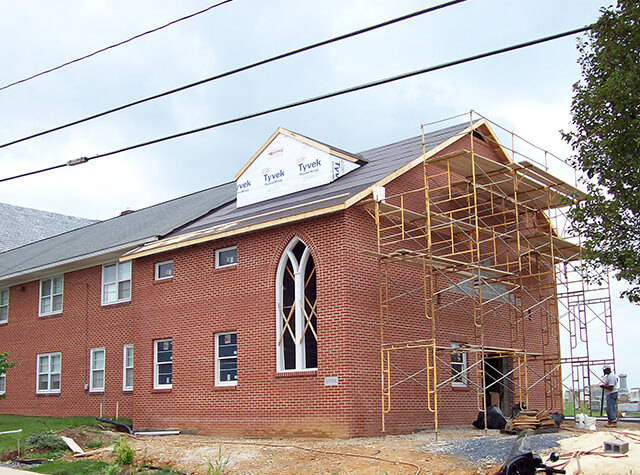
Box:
[503,410,559,433]
[59,435,84,455]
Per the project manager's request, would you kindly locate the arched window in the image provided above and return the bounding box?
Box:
[276,238,317,371]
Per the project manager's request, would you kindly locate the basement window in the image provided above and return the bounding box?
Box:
[451,343,468,387]
[36,352,61,394]
[154,339,172,389]
[155,260,174,280]
[0,373,5,395]
[90,348,105,392]
[215,246,237,268]
[215,332,237,386]
[276,238,317,372]
[39,277,63,316]
[0,288,8,323]
[102,261,131,305]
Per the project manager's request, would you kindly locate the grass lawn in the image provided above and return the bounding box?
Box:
[0,415,100,455]
[28,460,181,474]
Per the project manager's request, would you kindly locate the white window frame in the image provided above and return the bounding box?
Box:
[451,342,468,387]
[101,261,131,305]
[215,246,237,268]
[215,332,237,387]
[89,348,105,392]
[123,344,133,391]
[275,238,317,373]
[0,372,5,395]
[39,276,64,316]
[154,260,174,280]
[36,352,61,394]
[153,339,172,389]
[0,288,8,323]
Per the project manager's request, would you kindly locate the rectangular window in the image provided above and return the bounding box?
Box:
[39,277,63,316]
[0,373,5,395]
[102,261,131,305]
[215,246,237,268]
[451,343,467,387]
[215,332,237,386]
[154,260,174,280]
[154,339,172,389]
[123,345,133,391]
[0,288,8,323]
[90,348,105,392]
[36,352,61,394]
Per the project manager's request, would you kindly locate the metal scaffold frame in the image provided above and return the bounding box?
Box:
[362,111,615,434]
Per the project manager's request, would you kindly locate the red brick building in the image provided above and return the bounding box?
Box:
[0,120,578,436]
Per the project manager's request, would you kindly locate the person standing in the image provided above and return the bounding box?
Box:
[600,364,619,427]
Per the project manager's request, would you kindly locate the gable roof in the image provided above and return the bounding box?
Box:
[123,121,474,259]
[0,182,235,285]
[0,203,97,253]
[0,119,486,285]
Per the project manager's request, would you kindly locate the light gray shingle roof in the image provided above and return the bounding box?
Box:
[0,183,235,283]
[0,203,97,253]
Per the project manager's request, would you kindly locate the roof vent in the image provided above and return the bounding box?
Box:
[120,209,134,216]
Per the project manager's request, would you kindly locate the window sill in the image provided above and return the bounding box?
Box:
[214,384,237,390]
[152,278,173,285]
[213,265,237,274]
[101,300,131,308]
[36,392,61,397]
[451,385,469,391]
[123,389,133,393]
[0,321,7,326]
[89,390,105,395]
[151,388,172,393]
[275,369,317,378]
[38,312,63,319]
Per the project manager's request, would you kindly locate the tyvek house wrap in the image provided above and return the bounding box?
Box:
[236,132,360,208]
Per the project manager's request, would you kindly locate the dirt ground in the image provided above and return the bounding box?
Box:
[77,422,640,474]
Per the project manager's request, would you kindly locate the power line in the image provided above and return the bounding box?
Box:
[0,26,591,184]
[0,0,468,150]
[0,0,234,93]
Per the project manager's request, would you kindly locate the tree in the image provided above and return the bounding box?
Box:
[563,0,640,303]
[0,352,15,399]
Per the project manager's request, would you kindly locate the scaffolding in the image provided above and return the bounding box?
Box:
[362,111,615,434]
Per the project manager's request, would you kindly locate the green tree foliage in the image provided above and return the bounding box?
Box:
[0,352,15,399]
[563,0,640,302]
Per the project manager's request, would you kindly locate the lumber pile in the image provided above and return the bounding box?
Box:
[504,409,558,432]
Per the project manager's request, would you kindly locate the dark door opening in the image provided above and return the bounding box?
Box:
[484,354,510,415]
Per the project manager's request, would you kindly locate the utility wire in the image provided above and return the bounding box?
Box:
[0,0,234,93]
[0,26,591,184]
[0,0,468,150]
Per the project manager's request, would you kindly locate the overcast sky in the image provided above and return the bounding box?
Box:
[2,0,637,391]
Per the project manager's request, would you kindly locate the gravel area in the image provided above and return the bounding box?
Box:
[426,432,566,467]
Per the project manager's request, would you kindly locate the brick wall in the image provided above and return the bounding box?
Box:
[0,133,560,437]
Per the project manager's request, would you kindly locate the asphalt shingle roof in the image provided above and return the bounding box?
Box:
[0,123,469,283]
[0,203,97,253]
[0,182,235,282]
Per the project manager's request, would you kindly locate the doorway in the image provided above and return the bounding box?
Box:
[484,354,510,415]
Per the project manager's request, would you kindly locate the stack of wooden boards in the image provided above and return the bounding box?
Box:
[503,409,559,433]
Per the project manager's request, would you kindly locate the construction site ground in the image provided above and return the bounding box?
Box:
[83,421,640,474]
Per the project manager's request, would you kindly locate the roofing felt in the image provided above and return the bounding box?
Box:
[0,203,97,253]
[164,123,469,239]
[0,182,236,281]
[0,122,470,282]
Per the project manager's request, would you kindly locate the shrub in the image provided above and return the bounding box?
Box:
[24,431,67,451]
[113,437,135,465]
